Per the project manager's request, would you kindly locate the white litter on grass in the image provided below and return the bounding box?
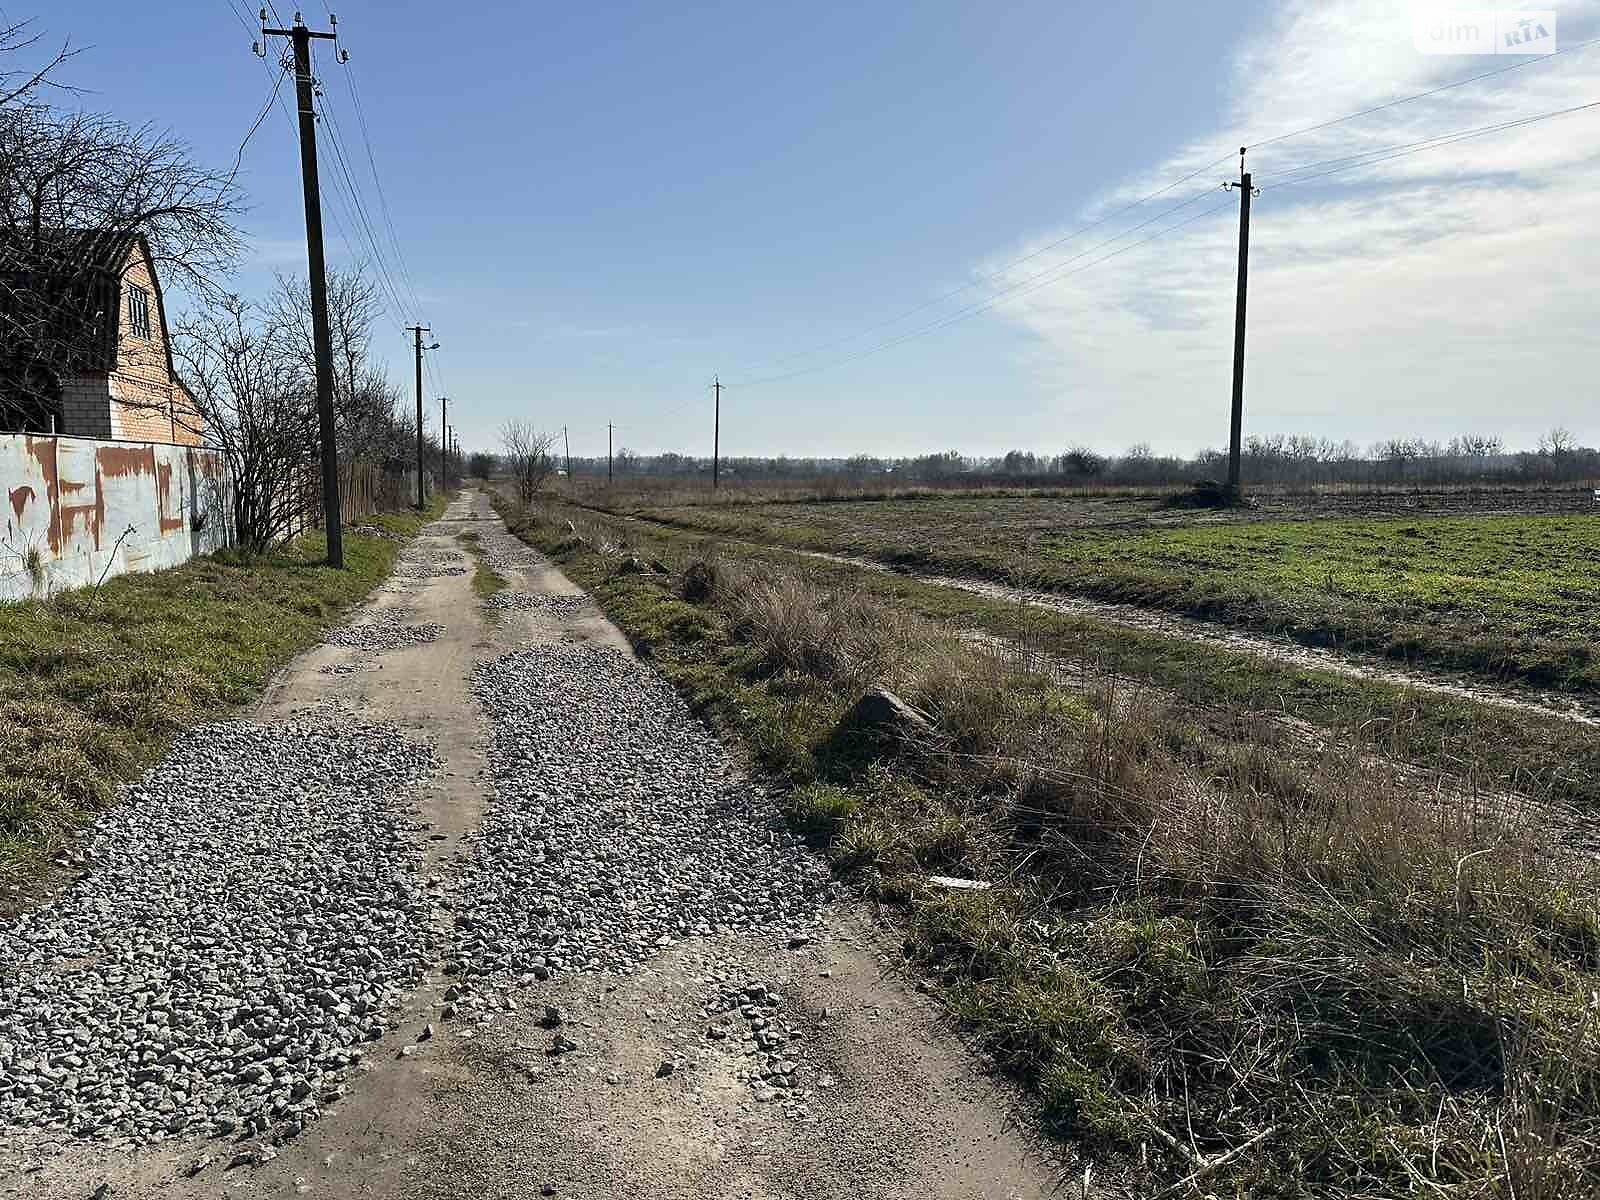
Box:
[927,875,992,891]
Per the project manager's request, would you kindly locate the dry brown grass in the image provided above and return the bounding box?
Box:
[701,556,1600,1195]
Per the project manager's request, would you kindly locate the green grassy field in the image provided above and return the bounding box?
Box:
[608,495,1600,693]
[502,493,1600,1198]
[0,499,445,899]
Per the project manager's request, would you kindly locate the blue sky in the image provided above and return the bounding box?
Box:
[34,1,1600,458]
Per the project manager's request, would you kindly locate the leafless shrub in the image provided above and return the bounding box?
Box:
[723,563,923,691]
[171,295,315,552]
[501,422,557,505]
[266,268,410,466]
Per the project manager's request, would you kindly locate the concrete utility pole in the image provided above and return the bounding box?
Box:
[259,13,346,566]
[712,375,721,490]
[439,396,449,484]
[407,325,436,506]
[1223,147,1257,499]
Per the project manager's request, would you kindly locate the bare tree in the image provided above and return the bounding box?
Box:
[1058,446,1106,478]
[1537,426,1575,461]
[501,421,557,504]
[0,20,76,109]
[0,27,243,429]
[1450,433,1504,459]
[265,266,408,463]
[171,295,316,552]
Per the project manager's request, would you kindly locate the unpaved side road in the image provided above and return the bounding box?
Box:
[1,490,1066,1200]
[597,509,1600,729]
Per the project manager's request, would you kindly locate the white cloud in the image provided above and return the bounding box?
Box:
[984,0,1600,453]
[248,236,314,268]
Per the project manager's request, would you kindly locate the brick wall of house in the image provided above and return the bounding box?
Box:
[51,238,205,447]
[110,373,182,443]
[108,246,203,446]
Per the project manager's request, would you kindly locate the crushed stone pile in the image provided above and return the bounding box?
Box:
[0,720,435,1148]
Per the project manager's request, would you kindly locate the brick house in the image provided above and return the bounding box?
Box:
[1,229,204,446]
[63,231,205,445]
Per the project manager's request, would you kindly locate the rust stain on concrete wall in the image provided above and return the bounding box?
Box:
[94,460,105,550]
[194,450,225,481]
[4,434,233,600]
[155,459,183,535]
[58,497,99,550]
[24,436,61,553]
[96,444,158,480]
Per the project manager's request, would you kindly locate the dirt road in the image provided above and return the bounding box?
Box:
[1,490,1066,1199]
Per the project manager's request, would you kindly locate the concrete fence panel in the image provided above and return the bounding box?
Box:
[1,433,234,602]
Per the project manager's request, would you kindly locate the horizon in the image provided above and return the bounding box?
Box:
[530,431,1592,466]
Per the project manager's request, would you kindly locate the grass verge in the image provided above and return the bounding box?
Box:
[457,527,507,597]
[502,492,1600,1199]
[0,497,447,902]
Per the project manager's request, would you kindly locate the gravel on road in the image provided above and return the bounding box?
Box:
[451,644,834,982]
[483,591,590,620]
[322,622,446,651]
[0,720,436,1151]
[476,526,551,577]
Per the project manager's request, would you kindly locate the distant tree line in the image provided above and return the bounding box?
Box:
[501,428,1599,489]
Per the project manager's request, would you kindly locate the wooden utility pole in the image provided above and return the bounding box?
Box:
[407,325,435,506]
[563,425,572,491]
[607,423,614,484]
[1224,147,1256,499]
[260,14,345,566]
[712,375,721,490]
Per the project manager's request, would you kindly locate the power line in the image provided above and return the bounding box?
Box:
[1266,97,1600,192]
[719,91,1589,396]
[227,0,419,345]
[311,74,413,317]
[342,63,425,319]
[222,57,289,189]
[1247,34,1600,154]
[221,0,379,326]
[716,35,1596,385]
[317,94,416,324]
